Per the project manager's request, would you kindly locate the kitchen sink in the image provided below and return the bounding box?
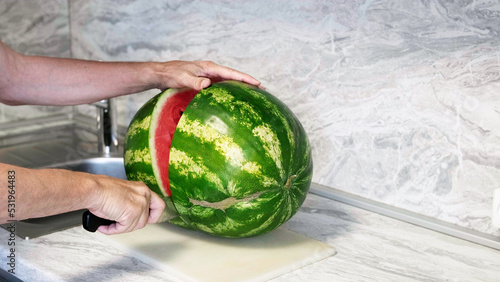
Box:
[45,157,127,179]
[1,157,127,239]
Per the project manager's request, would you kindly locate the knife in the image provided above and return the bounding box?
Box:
[82,199,178,232]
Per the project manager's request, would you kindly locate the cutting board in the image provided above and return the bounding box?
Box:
[95,222,335,281]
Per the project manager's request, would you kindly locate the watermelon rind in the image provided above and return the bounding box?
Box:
[168,81,313,238]
[124,81,313,237]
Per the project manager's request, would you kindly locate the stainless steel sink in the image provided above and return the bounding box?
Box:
[2,157,126,239]
[45,157,126,179]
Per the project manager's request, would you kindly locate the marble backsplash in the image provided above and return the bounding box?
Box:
[1,0,499,238]
[0,0,75,122]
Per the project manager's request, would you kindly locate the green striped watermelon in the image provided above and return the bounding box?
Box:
[124,81,312,238]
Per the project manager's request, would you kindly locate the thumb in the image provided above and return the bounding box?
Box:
[148,193,166,223]
[195,77,211,90]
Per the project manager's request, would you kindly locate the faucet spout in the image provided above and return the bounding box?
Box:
[94,99,118,155]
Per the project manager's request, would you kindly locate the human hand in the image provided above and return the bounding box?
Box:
[87,174,166,235]
[152,60,262,91]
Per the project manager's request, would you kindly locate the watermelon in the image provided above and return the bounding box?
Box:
[124,81,312,238]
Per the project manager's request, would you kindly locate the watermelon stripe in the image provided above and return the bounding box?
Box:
[252,124,285,179]
[169,147,225,193]
[248,86,298,180]
[124,147,151,164]
[175,113,262,174]
[237,192,289,237]
[185,83,284,178]
[187,89,282,179]
[248,86,296,152]
[172,114,279,199]
[126,115,151,139]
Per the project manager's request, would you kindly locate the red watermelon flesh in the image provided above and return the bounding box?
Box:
[154,89,198,196]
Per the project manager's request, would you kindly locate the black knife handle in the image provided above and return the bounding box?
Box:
[82,210,116,232]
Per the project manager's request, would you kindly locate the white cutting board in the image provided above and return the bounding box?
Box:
[95,222,335,281]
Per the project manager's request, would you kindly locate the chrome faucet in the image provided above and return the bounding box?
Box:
[93,99,118,155]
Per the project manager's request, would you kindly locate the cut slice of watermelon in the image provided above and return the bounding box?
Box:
[151,89,198,196]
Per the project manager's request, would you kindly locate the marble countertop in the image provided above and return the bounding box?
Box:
[1,193,499,281]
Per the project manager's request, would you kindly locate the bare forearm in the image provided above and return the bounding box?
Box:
[0,164,97,223]
[6,54,158,106]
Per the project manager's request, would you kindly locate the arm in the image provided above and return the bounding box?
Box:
[0,41,261,234]
[0,40,261,106]
[0,163,165,235]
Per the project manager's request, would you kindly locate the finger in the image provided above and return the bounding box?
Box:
[98,222,124,235]
[178,71,210,91]
[134,208,150,231]
[148,193,166,223]
[195,77,211,90]
[198,61,261,86]
[131,190,153,230]
[215,67,261,86]
[97,223,113,235]
[96,209,141,234]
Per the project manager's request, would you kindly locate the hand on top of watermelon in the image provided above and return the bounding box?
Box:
[0,40,265,235]
[151,60,262,91]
